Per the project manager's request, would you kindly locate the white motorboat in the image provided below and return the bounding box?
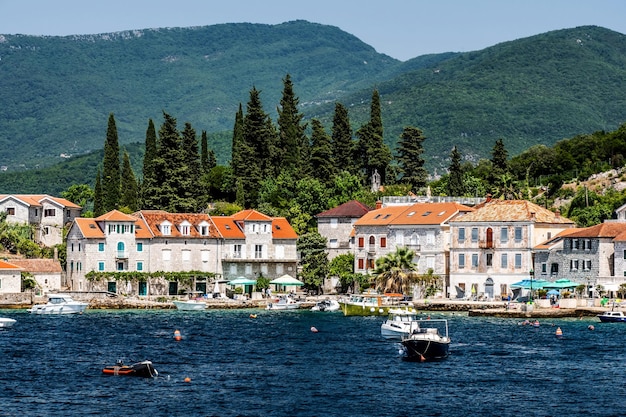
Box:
[401,319,451,361]
[173,299,207,311]
[28,294,88,315]
[311,299,340,312]
[266,295,301,310]
[0,317,16,328]
[380,308,420,340]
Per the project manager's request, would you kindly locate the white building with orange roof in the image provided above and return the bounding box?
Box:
[66,208,298,295]
[353,202,474,290]
[0,259,22,293]
[0,194,82,246]
[449,197,575,300]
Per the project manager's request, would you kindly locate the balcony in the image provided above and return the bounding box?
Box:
[116,251,129,259]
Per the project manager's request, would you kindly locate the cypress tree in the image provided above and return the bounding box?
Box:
[180,122,201,211]
[277,74,308,176]
[241,87,271,206]
[356,123,392,185]
[310,119,336,186]
[93,168,104,217]
[331,102,353,173]
[154,112,185,212]
[396,126,428,192]
[200,130,209,175]
[447,146,464,196]
[230,104,245,193]
[489,138,509,193]
[370,89,383,139]
[141,119,158,209]
[102,113,121,212]
[120,151,139,212]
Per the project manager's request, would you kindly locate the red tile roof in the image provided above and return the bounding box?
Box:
[272,217,298,239]
[0,194,81,208]
[316,200,372,218]
[534,228,585,249]
[10,259,62,273]
[454,199,574,224]
[0,260,21,270]
[355,202,473,226]
[567,222,626,239]
[137,211,220,238]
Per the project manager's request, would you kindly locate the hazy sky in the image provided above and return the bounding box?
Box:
[1,0,625,61]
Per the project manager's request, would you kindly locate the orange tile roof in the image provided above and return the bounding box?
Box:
[137,211,220,238]
[567,222,626,239]
[210,216,245,239]
[73,212,153,239]
[534,228,585,249]
[10,259,62,273]
[272,217,298,239]
[454,199,574,224]
[95,210,138,222]
[355,202,473,226]
[74,218,105,238]
[0,260,21,270]
[0,194,81,208]
[231,209,273,221]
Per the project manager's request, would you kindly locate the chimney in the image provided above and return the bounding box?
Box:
[530,212,536,220]
[486,194,492,203]
[555,210,560,218]
[375,200,382,210]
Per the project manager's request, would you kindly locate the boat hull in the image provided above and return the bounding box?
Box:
[102,361,158,378]
[597,315,626,323]
[380,325,409,340]
[340,302,394,316]
[401,338,450,361]
[0,318,16,328]
[29,303,88,315]
[173,300,207,311]
[266,302,301,310]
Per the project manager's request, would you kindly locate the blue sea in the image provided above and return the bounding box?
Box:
[1,308,624,417]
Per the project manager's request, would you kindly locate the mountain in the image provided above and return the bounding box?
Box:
[1,22,626,187]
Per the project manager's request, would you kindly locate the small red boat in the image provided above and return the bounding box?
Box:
[102,360,158,378]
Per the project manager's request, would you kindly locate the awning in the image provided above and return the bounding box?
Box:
[510,279,550,289]
[227,277,257,286]
[269,274,304,286]
[543,279,580,289]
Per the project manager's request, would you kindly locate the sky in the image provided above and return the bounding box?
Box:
[1,0,626,61]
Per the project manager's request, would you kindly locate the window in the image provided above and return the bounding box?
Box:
[501,253,508,268]
[570,259,579,271]
[182,250,191,262]
[6,207,15,215]
[98,243,105,252]
[117,262,124,271]
[137,262,143,271]
[500,227,508,243]
[369,236,375,246]
[458,254,465,269]
[583,260,591,271]
[572,239,579,250]
[234,244,242,258]
[583,239,592,250]
[514,253,522,268]
[275,245,284,259]
[358,237,364,248]
[471,228,478,242]
[229,264,237,275]
[541,263,547,273]
[98,261,105,271]
[458,228,466,242]
[255,244,263,259]
[199,224,209,236]
[426,256,435,269]
[201,250,210,263]
[358,258,365,270]
[380,237,387,248]
[261,263,268,274]
[623,249,626,260]
[426,232,434,245]
[137,242,143,252]
[44,208,55,217]
[161,222,171,236]
[330,239,338,248]
[43,226,49,235]
[330,218,338,229]
[486,253,493,267]
[180,224,190,236]
[471,254,479,267]
[514,227,522,242]
[162,249,171,262]
[276,264,284,275]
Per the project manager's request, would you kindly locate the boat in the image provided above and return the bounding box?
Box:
[102,360,159,378]
[266,295,301,310]
[173,299,207,311]
[28,294,88,315]
[0,317,16,328]
[311,299,340,312]
[380,308,419,340]
[339,291,406,316]
[597,310,626,322]
[400,318,450,361]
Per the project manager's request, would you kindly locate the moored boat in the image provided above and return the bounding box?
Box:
[339,291,405,316]
[311,299,340,312]
[0,317,16,328]
[102,360,159,378]
[400,318,450,361]
[380,308,419,340]
[597,310,626,322]
[173,299,207,311]
[266,295,301,310]
[28,294,88,315]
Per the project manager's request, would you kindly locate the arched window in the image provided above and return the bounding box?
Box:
[117,242,125,251]
[369,236,375,245]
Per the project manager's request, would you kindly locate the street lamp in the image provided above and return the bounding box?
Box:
[529,269,534,304]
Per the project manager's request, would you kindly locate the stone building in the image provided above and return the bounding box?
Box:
[316,200,371,261]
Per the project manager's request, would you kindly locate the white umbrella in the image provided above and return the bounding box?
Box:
[270,274,304,286]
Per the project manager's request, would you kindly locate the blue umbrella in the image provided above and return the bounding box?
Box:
[547,289,560,296]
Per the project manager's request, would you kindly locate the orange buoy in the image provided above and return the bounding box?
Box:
[174,329,182,341]
[555,327,563,339]
[249,314,257,319]
[420,354,426,362]
[184,377,191,383]
[310,326,319,333]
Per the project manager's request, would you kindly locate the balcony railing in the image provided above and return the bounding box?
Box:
[116,251,128,259]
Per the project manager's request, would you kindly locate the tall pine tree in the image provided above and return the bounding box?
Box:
[331,102,354,173]
[180,122,201,212]
[93,168,104,217]
[141,118,158,209]
[277,74,309,177]
[396,126,428,192]
[120,151,139,212]
[447,146,464,196]
[310,119,336,186]
[152,112,186,212]
[102,113,121,212]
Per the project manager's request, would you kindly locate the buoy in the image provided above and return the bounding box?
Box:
[588,325,595,331]
[310,326,319,333]
[555,327,563,339]
[184,377,191,383]
[174,329,182,341]
[533,320,540,327]
[420,354,426,362]
[249,314,257,319]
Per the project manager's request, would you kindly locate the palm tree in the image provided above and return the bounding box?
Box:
[372,247,418,294]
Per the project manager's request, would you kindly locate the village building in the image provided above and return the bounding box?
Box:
[353,201,474,295]
[316,200,371,261]
[10,258,63,294]
[0,259,22,293]
[0,194,81,246]
[449,198,575,301]
[65,209,298,296]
